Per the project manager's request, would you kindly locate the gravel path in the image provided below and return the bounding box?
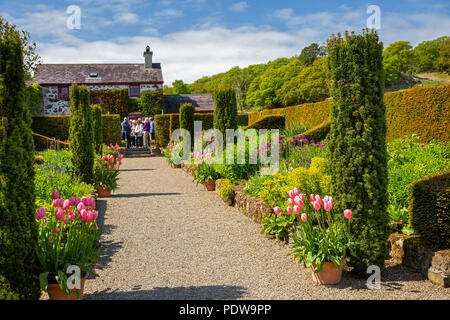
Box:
[84,157,450,300]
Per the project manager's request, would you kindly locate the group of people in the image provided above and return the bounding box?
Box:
[121,117,155,149]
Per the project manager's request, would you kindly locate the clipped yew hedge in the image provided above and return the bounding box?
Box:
[31,114,121,150]
[408,170,450,249]
[155,114,171,147]
[248,85,449,143]
[243,115,285,131]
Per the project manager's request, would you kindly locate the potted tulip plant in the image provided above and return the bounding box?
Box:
[93,153,123,197]
[279,189,354,285]
[35,191,102,299]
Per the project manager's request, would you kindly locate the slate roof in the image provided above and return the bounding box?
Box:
[164,94,214,113]
[31,63,163,85]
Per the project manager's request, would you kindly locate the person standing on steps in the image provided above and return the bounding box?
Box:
[121,117,132,148]
[142,117,150,149]
[135,118,144,147]
[149,117,155,143]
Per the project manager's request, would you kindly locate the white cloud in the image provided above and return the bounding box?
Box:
[230,2,249,12]
[154,9,183,17]
[114,12,139,23]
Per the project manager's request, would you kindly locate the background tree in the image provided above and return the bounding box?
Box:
[0,17,41,80]
[0,24,40,299]
[91,104,103,155]
[383,41,413,84]
[437,37,450,73]
[298,43,326,66]
[69,84,94,184]
[328,30,390,276]
[412,36,448,73]
[172,80,192,94]
[277,57,329,106]
[138,90,164,118]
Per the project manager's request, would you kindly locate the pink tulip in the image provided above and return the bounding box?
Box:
[288,190,295,199]
[301,213,307,222]
[294,196,304,207]
[294,205,301,214]
[77,202,85,213]
[323,200,333,212]
[69,196,76,206]
[273,207,281,215]
[52,190,60,200]
[293,187,300,196]
[81,197,88,205]
[80,209,87,221]
[315,194,322,203]
[59,198,65,207]
[64,217,70,224]
[91,199,96,209]
[310,194,315,202]
[344,209,353,219]
[62,199,71,210]
[86,210,94,222]
[55,208,65,221]
[288,198,294,206]
[313,201,321,211]
[299,194,305,202]
[286,206,293,215]
[53,199,60,207]
[54,227,60,234]
[92,211,98,220]
[68,211,75,221]
[35,207,46,220]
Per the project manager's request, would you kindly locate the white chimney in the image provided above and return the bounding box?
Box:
[143,45,153,69]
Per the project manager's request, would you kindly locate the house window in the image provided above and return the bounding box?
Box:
[129,85,140,97]
[58,86,69,99]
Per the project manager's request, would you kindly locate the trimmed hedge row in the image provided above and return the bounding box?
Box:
[31,114,121,150]
[243,115,285,131]
[408,170,450,249]
[302,121,331,142]
[248,85,450,142]
[248,100,331,130]
[155,113,249,147]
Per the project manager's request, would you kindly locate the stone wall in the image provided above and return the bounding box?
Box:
[41,84,162,116]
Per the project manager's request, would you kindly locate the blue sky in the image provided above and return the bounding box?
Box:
[1,0,449,84]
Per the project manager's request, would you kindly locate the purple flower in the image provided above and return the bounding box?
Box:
[419,144,425,147]
[49,175,53,179]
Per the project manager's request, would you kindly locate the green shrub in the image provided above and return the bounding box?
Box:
[101,114,121,145]
[243,115,285,131]
[138,90,164,118]
[169,114,180,140]
[91,104,103,155]
[408,170,450,249]
[237,113,249,127]
[213,87,238,137]
[90,89,134,119]
[286,157,331,197]
[155,114,171,147]
[69,84,94,184]
[0,27,40,299]
[216,179,235,205]
[31,115,120,150]
[244,174,274,197]
[214,143,259,184]
[302,121,330,142]
[180,103,195,146]
[387,135,450,207]
[328,30,390,276]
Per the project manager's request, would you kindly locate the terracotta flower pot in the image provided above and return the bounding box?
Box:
[311,262,343,285]
[97,186,111,197]
[204,180,216,191]
[47,273,89,300]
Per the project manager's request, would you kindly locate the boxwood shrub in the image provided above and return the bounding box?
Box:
[408,170,450,249]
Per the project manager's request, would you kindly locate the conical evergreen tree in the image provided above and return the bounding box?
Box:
[328,30,390,276]
[0,24,40,299]
[69,84,94,184]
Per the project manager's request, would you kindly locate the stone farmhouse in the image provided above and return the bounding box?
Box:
[31,45,214,116]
